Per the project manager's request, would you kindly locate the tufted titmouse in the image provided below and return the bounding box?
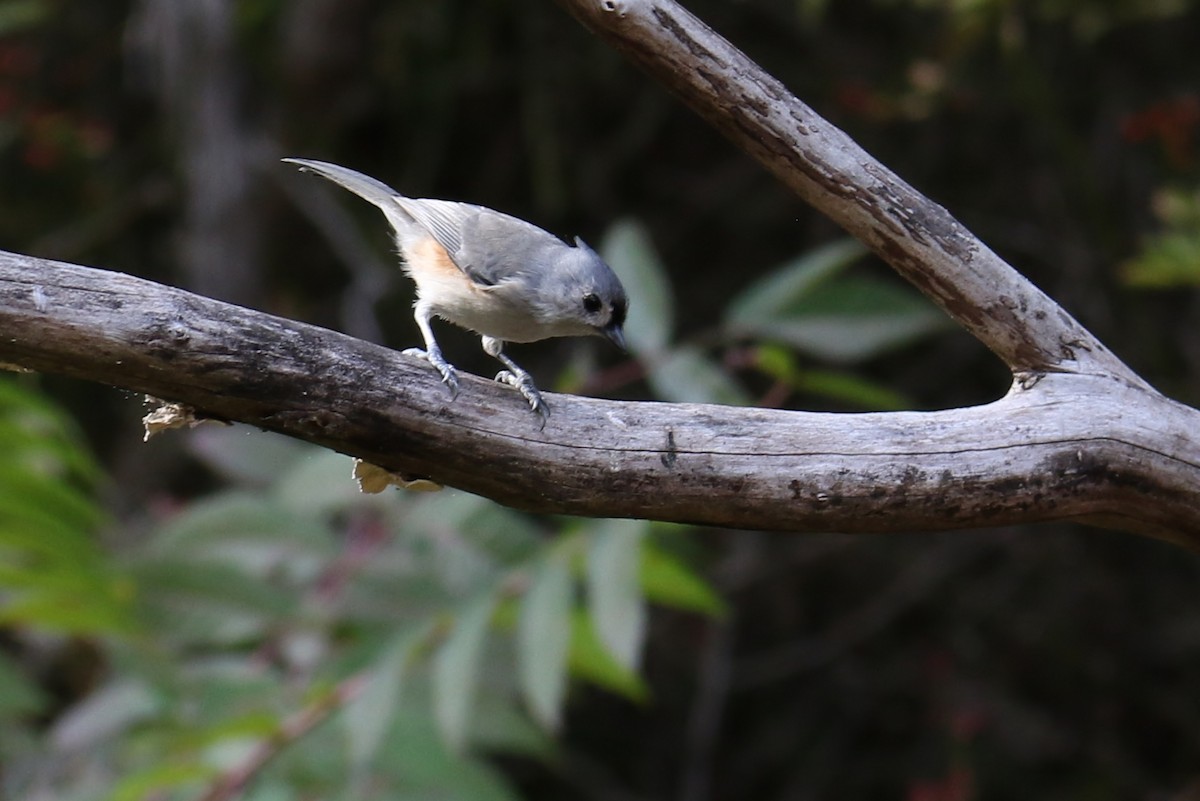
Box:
[285,158,628,421]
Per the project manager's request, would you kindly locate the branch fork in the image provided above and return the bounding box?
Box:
[1,0,1198,545]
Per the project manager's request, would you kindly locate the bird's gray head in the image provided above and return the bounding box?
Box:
[536,236,628,349]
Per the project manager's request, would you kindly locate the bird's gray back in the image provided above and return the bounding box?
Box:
[288,157,574,290]
[398,198,569,288]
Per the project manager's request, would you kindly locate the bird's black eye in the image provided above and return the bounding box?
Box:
[582,293,602,313]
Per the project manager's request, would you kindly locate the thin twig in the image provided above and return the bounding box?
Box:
[195,672,370,801]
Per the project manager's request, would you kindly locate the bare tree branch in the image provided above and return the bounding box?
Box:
[550,0,1147,388]
[1,0,1197,547]
[1,251,1197,547]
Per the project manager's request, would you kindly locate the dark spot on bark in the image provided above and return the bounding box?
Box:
[743,95,770,118]
[660,429,678,469]
[652,7,723,64]
[82,289,126,312]
[145,316,193,361]
[991,476,1028,494]
[899,466,924,488]
[762,79,788,104]
[786,106,811,134]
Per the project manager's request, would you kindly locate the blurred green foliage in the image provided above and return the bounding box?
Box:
[1121,187,1200,287]
[0,416,722,800]
[0,379,129,635]
[600,223,947,409]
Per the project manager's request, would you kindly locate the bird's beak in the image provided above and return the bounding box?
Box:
[603,323,627,352]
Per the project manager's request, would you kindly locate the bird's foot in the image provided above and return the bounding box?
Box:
[403,347,460,398]
[495,369,550,425]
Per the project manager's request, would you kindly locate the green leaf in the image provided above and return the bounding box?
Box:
[343,622,433,770]
[150,492,334,577]
[0,464,105,537]
[376,694,526,801]
[110,762,214,801]
[404,491,542,569]
[468,692,557,759]
[647,346,750,405]
[0,460,129,634]
[454,500,544,566]
[640,542,726,616]
[51,679,159,751]
[753,344,911,410]
[723,240,949,363]
[600,219,674,354]
[0,379,102,484]
[731,275,950,363]
[0,508,95,568]
[273,448,364,517]
[186,425,312,486]
[432,591,498,751]
[189,711,279,746]
[155,492,332,549]
[129,559,297,644]
[725,238,867,324]
[0,579,133,634]
[566,610,648,702]
[586,521,647,671]
[517,550,574,730]
[1120,231,1200,288]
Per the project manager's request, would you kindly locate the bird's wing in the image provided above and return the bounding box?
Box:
[286,158,567,287]
[393,198,475,260]
[398,198,564,287]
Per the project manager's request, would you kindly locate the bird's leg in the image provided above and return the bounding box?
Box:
[482,336,549,423]
[402,300,459,397]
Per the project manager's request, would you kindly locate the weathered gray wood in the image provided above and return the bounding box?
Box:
[550,0,1147,388]
[1,0,1197,548]
[1,252,1198,548]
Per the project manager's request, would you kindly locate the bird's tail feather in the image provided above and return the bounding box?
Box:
[283,157,408,217]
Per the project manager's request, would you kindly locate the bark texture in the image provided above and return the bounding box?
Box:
[1,0,1197,547]
[1,252,1197,548]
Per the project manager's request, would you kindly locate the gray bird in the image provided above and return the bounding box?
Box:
[285,158,628,421]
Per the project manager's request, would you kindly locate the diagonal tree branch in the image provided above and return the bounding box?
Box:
[1,0,1198,547]
[551,0,1147,388]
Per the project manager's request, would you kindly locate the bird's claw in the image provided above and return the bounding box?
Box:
[403,347,460,398]
[495,370,550,424]
[402,348,546,424]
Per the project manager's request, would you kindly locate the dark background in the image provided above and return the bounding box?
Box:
[2,0,1199,798]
